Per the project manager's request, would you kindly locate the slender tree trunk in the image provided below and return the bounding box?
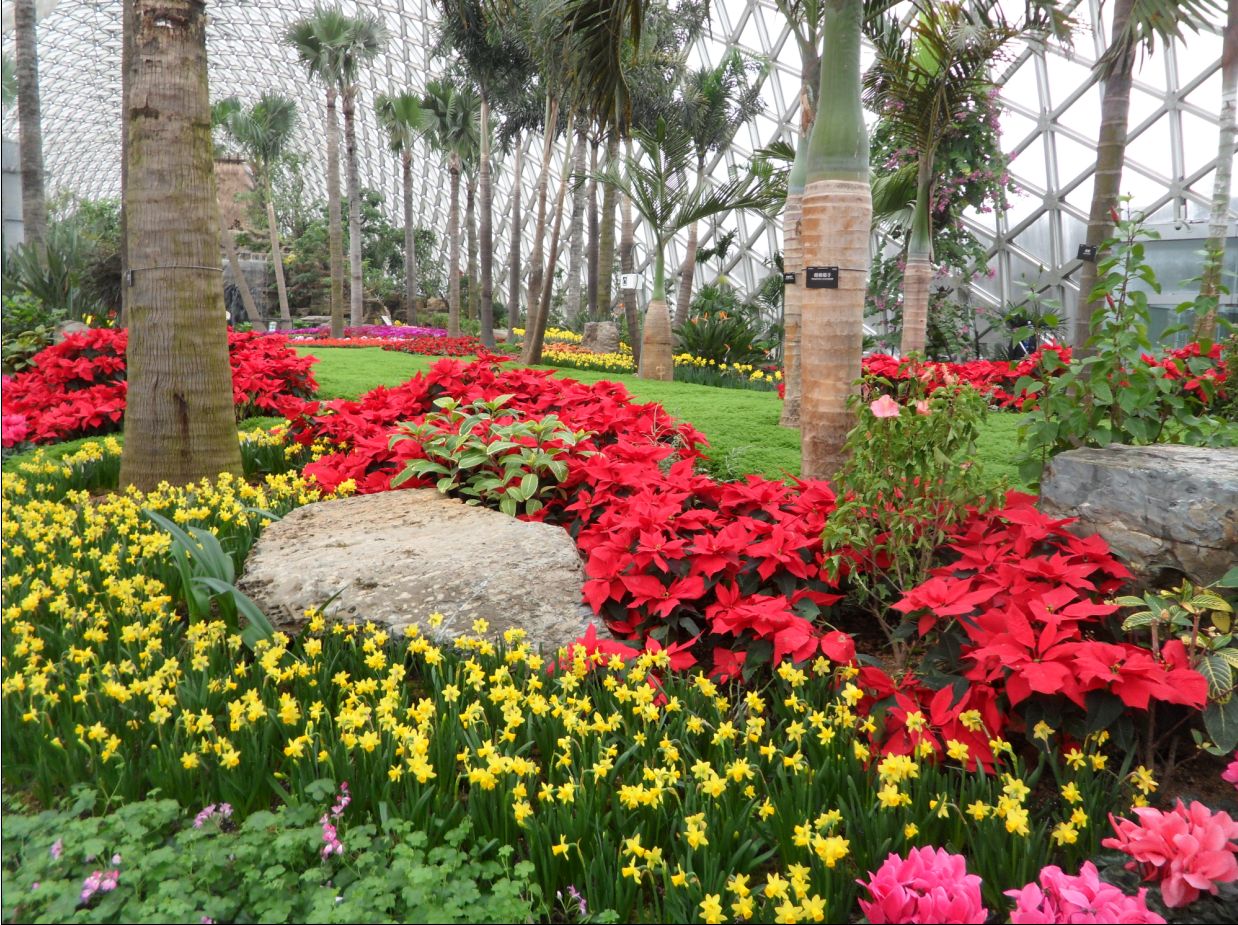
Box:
[326,88,345,337]
[899,160,935,357]
[507,140,523,341]
[779,189,804,427]
[674,160,707,328]
[343,84,365,326]
[564,130,588,323]
[448,153,462,336]
[120,0,242,490]
[14,0,46,252]
[586,138,600,320]
[219,209,263,324]
[263,173,292,324]
[1072,0,1136,350]
[1195,0,1237,342]
[524,115,575,364]
[119,0,134,328]
[479,91,495,348]
[466,175,478,322]
[800,0,871,479]
[598,133,619,317]
[621,137,640,369]
[402,150,418,325]
[640,250,674,380]
[525,96,559,345]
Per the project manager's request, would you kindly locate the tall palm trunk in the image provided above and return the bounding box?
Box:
[507,140,523,341]
[779,189,804,426]
[402,150,418,325]
[1195,0,1237,342]
[479,92,495,348]
[525,96,560,347]
[640,248,673,380]
[219,209,263,324]
[525,116,575,364]
[120,0,242,491]
[620,137,640,369]
[342,84,365,325]
[899,159,935,356]
[326,88,345,337]
[263,172,292,324]
[597,133,619,318]
[466,176,478,322]
[800,0,871,479]
[673,159,707,327]
[14,0,47,250]
[586,138,600,320]
[564,130,588,323]
[447,152,462,336]
[119,0,134,327]
[1072,0,1136,350]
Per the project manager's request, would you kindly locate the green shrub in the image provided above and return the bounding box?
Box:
[674,282,775,366]
[1,293,63,373]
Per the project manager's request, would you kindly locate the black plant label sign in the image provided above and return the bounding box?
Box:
[805,267,839,289]
[1077,244,1099,262]
[783,272,797,284]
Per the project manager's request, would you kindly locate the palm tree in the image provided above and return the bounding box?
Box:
[598,117,775,380]
[672,50,765,327]
[422,78,480,337]
[223,94,298,327]
[564,129,590,324]
[798,0,871,479]
[120,0,242,490]
[1071,0,1222,349]
[14,0,46,250]
[286,8,350,337]
[376,91,430,325]
[525,114,578,363]
[210,97,264,326]
[780,133,810,428]
[862,1,1030,357]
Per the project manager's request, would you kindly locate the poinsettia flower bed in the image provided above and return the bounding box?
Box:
[1,329,318,447]
[279,358,1207,759]
[379,336,487,357]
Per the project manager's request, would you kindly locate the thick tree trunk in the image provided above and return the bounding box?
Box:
[620,136,640,369]
[800,0,870,480]
[564,130,588,323]
[525,96,559,346]
[448,154,461,336]
[326,88,345,337]
[640,299,675,380]
[586,138,600,320]
[779,189,803,427]
[402,150,418,325]
[219,209,262,325]
[899,160,935,357]
[507,140,523,341]
[343,85,365,326]
[120,0,242,491]
[14,0,46,252]
[524,119,575,365]
[1195,0,1237,342]
[264,174,292,324]
[466,176,478,322]
[674,161,707,328]
[598,133,619,318]
[479,92,495,348]
[119,0,134,328]
[1072,0,1136,351]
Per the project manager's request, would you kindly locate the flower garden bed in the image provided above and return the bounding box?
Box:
[3,355,1236,923]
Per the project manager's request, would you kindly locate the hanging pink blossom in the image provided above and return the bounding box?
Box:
[857,847,988,924]
[870,395,901,419]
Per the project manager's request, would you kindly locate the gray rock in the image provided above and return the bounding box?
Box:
[53,320,89,343]
[582,321,620,355]
[1039,445,1238,586]
[237,489,601,652]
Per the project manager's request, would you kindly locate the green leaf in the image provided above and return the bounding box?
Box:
[1204,697,1238,753]
[1198,653,1234,699]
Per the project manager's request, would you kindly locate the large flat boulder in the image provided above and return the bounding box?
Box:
[1039,445,1238,586]
[237,489,597,652]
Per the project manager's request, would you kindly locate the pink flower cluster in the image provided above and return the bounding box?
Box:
[1104,800,1238,907]
[80,856,121,904]
[1223,752,1238,792]
[192,802,234,829]
[1006,862,1164,923]
[319,780,351,860]
[857,847,988,924]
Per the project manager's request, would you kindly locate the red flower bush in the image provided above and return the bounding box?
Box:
[380,336,486,357]
[1,329,317,446]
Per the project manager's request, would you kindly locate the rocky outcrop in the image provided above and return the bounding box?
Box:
[1040,445,1238,586]
[582,321,621,355]
[237,489,598,652]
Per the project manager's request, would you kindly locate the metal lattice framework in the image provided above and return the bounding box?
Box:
[3,0,1233,321]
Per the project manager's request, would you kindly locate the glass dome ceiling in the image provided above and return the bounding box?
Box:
[3,0,1234,325]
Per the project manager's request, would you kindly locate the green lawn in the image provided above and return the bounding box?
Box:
[4,345,1029,489]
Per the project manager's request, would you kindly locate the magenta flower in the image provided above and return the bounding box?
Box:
[1006,862,1165,923]
[2,413,29,448]
[49,839,62,860]
[1103,800,1238,907]
[870,395,902,419]
[1222,753,1238,792]
[857,847,988,924]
